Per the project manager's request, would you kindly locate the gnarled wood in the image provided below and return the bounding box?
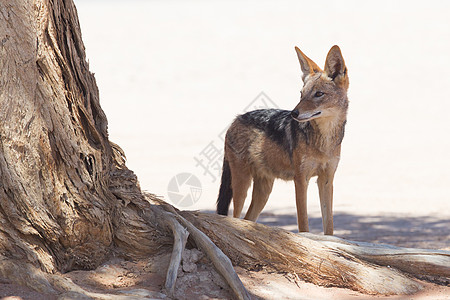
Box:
[178,209,425,295]
[0,0,168,275]
[160,210,189,296]
[300,233,450,278]
[151,201,250,300]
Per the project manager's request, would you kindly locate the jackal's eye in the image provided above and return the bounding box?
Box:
[314,91,325,98]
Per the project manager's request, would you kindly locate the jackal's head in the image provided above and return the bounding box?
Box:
[291,45,349,123]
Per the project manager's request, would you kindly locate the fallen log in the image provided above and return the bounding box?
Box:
[175,207,444,295]
[300,232,450,278]
[152,202,251,300]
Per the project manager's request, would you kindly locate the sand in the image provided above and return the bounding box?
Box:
[76,0,450,244]
[76,0,450,219]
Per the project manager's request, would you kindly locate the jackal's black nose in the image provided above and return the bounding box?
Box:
[291,110,299,118]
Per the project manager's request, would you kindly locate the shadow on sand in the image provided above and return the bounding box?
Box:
[260,211,449,250]
[202,209,449,250]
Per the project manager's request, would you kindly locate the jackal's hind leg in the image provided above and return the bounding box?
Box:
[230,166,252,218]
[244,176,274,221]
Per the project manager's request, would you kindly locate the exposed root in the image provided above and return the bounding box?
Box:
[174,212,251,300]
[180,210,425,295]
[162,211,189,296]
[150,199,251,300]
[299,233,450,277]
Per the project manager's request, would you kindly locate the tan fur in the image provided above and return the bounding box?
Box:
[224,45,349,235]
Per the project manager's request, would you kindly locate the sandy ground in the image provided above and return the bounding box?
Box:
[74,0,450,220]
[73,0,450,221]
[2,0,450,299]
[1,249,449,300]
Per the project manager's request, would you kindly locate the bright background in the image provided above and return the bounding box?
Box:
[76,0,450,220]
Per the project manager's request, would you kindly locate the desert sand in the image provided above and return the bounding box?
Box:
[77,0,449,246]
[77,0,450,220]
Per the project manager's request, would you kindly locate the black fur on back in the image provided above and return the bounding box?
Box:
[217,158,232,215]
[237,109,308,158]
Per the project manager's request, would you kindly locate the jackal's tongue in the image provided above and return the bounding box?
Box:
[295,111,321,122]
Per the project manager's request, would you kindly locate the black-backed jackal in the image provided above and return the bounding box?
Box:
[217,45,349,235]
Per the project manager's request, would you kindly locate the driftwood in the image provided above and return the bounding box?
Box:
[0,0,449,299]
[174,207,450,295]
[151,202,250,300]
[159,210,189,296]
[171,209,251,300]
[147,198,450,296]
[300,232,450,278]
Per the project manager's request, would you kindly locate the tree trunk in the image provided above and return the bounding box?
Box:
[0,0,169,274]
[0,1,448,299]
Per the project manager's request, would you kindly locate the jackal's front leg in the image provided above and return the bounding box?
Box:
[317,172,335,235]
[294,175,309,232]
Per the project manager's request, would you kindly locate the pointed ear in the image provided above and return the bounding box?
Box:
[324,45,349,89]
[295,46,322,82]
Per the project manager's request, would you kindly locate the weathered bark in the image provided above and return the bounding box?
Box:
[1,0,449,299]
[299,232,450,278]
[0,0,168,274]
[176,206,449,295]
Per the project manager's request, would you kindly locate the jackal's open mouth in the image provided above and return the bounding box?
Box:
[293,111,322,122]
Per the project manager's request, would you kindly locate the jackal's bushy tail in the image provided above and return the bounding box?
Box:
[217,158,232,215]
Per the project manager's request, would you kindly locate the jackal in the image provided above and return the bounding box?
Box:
[216,45,349,235]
